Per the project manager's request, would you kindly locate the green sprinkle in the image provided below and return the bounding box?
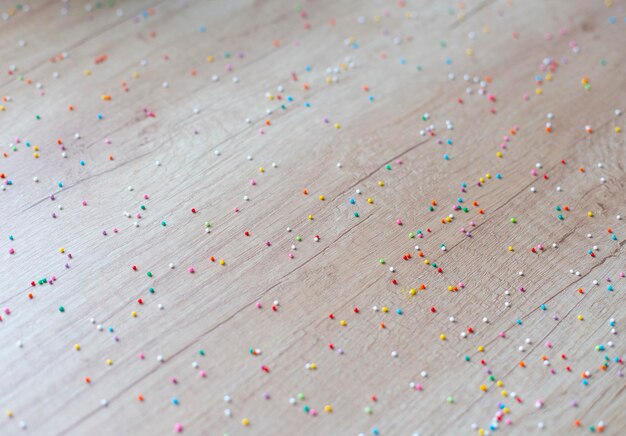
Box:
[146,271,153,277]
[58,306,65,313]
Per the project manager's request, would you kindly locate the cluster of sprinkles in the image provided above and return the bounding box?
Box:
[1,1,625,435]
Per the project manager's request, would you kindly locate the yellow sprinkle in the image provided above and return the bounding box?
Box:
[587,211,594,217]
[259,167,265,173]
[324,405,332,413]
[535,87,542,95]
[577,314,584,321]
[219,259,225,265]
[325,76,332,84]
[106,359,113,366]
[33,152,39,158]
[367,198,373,204]
[496,380,503,387]
[6,410,13,418]
[74,344,80,351]
[59,247,65,253]
[378,181,384,187]
[132,71,140,79]
[381,306,388,313]
[479,384,487,391]
[447,285,454,291]
[485,173,491,179]
[207,55,214,63]
[339,319,346,326]
[615,127,622,133]
[309,363,317,370]
[496,151,503,158]
[439,334,446,340]
[409,288,416,296]
[424,259,429,265]
[0,105,5,111]
[508,246,514,251]
[308,214,314,220]
[501,390,507,397]
[131,311,137,318]
[479,177,485,183]
[465,48,473,56]
[241,418,249,426]
[503,407,510,414]
[319,195,325,201]
[84,69,91,76]
[33,145,39,151]
[477,345,484,352]
[334,123,340,129]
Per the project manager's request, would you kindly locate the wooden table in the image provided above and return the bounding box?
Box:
[1,1,624,434]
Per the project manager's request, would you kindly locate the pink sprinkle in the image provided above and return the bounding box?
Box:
[82,200,87,206]
[396,219,402,225]
[199,370,206,378]
[138,353,145,359]
[255,302,262,309]
[188,267,195,273]
[174,423,183,433]
[8,248,14,254]
[250,179,256,186]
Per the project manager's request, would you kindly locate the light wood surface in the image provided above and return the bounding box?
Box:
[1,1,625,435]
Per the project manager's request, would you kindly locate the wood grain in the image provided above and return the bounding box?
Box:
[0,1,624,435]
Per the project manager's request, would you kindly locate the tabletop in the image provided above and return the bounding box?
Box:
[0,1,625,435]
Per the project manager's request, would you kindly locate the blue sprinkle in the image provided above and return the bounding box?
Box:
[540,304,546,311]
[443,154,450,160]
[607,285,614,291]
[305,65,312,72]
